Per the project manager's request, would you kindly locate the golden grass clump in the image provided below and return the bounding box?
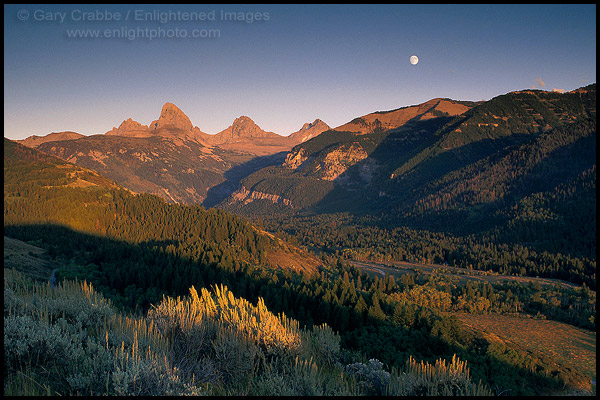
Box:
[149,284,301,356]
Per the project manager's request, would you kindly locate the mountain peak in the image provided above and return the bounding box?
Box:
[232,115,257,127]
[211,115,271,144]
[301,119,324,130]
[120,118,148,131]
[289,119,330,144]
[105,117,149,136]
[150,102,193,132]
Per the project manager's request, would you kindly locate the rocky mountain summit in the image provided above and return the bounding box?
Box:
[106,118,149,137]
[105,103,209,143]
[209,116,280,144]
[288,119,331,143]
[150,102,194,132]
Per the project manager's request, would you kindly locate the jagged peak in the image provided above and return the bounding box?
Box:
[231,115,258,127]
[151,102,193,131]
[288,119,330,143]
[301,119,326,130]
[160,102,185,114]
[118,118,147,130]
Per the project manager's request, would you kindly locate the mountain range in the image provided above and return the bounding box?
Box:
[14,84,596,233]
[221,85,596,224]
[17,103,330,204]
[14,96,482,207]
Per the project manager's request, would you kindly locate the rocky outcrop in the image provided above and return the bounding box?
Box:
[106,118,150,136]
[316,142,368,181]
[283,148,309,169]
[230,186,293,207]
[284,142,370,180]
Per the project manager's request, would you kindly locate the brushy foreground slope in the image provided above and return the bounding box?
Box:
[4,268,492,396]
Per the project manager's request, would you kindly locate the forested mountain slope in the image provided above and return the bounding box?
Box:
[220,85,596,288]
[223,85,595,216]
[4,138,322,284]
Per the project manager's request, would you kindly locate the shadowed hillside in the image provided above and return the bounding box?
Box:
[219,85,596,289]
[4,138,322,276]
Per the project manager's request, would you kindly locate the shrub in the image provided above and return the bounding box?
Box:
[211,326,261,384]
[251,356,353,396]
[386,354,493,396]
[148,284,301,357]
[4,268,495,396]
[301,323,341,366]
[4,269,205,396]
[345,358,391,395]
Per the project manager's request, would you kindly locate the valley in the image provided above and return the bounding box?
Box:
[4,84,596,396]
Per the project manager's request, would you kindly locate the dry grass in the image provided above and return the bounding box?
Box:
[65,178,99,188]
[257,227,322,275]
[266,248,321,275]
[454,312,596,389]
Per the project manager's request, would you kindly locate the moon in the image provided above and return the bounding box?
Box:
[410,55,419,65]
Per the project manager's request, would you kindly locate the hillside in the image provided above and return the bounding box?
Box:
[5,266,498,396]
[333,98,475,135]
[219,96,481,213]
[4,137,120,191]
[35,133,238,204]
[220,98,468,213]
[223,85,595,215]
[3,236,57,282]
[17,131,85,148]
[219,85,596,288]
[4,138,323,279]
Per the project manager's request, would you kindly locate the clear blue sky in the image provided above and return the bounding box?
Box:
[4,4,596,140]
